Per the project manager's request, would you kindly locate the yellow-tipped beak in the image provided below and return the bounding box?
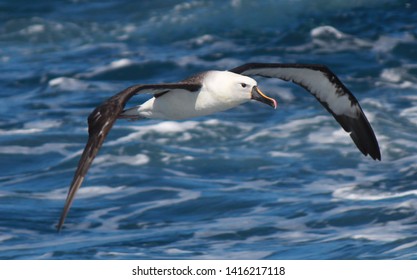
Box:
[251,86,277,109]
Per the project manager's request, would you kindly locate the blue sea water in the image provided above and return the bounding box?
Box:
[1,0,417,260]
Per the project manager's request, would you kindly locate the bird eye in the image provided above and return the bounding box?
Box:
[241,83,247,88]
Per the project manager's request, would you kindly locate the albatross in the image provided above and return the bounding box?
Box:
[57,63,381,231]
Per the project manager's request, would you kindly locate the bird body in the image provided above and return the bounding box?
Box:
[121,70,271,120]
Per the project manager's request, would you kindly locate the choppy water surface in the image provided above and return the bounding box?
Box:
[1,0,417,259]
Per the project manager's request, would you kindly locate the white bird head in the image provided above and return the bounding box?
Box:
[203,71,277,109]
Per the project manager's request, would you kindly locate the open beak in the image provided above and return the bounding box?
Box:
[251,86,277,109]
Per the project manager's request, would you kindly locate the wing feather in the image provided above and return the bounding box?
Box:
[57,83,200,231]
[230,63,381,160]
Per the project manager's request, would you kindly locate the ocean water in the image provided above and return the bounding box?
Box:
[1,0,417,260]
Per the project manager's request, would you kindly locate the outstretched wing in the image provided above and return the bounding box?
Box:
[57,83,201,231]
[229,63,381,161]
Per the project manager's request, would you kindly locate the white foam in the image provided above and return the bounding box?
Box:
[276,115,329,131]
[95,153,150,166]
[307,127,350,145]
[25,120,62,130]
[0,120,61,135]
[107,120,203,146]
[289,25,371,53]
[48,77,91,91]
[35,185,126,200]
[400,106,417,116]
[20,24,45,35]
[190,34,215,46]
[77,58,135,79]
[393,139,417,149]
[373,33,414,53]
[0,128,43,135]
[381,68,402,83]
[230,0,242,8]
[1,56,10,63]
[326,168,364,178]
[310,25,371,48]
[122,24,136,34]
[109,58,132,68]
[165,248,194,255]
[333,185,417,201]
[311,25,347,39]
[0,234,14,242]
[0,143,73,156]
[385,239,417,254]
[350,226,405,242]
[400,106,417,126]
[243,115,329,143]
[73,185,127,198]
[269,151,302,158]
[96,251,145,258]
[361,98,387,110]
[173,1,203,12]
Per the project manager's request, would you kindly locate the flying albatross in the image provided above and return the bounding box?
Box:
[57,63,381,231]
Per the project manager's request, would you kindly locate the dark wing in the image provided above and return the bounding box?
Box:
[230,63,381,161]
[57,83,201,231]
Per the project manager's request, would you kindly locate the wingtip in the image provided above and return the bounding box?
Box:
[371,150,382,161]
[361,135,381,161]
[363,141,381,161]
[367,134,381,161]
[56,217,65,233]
[56,208,68,232]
